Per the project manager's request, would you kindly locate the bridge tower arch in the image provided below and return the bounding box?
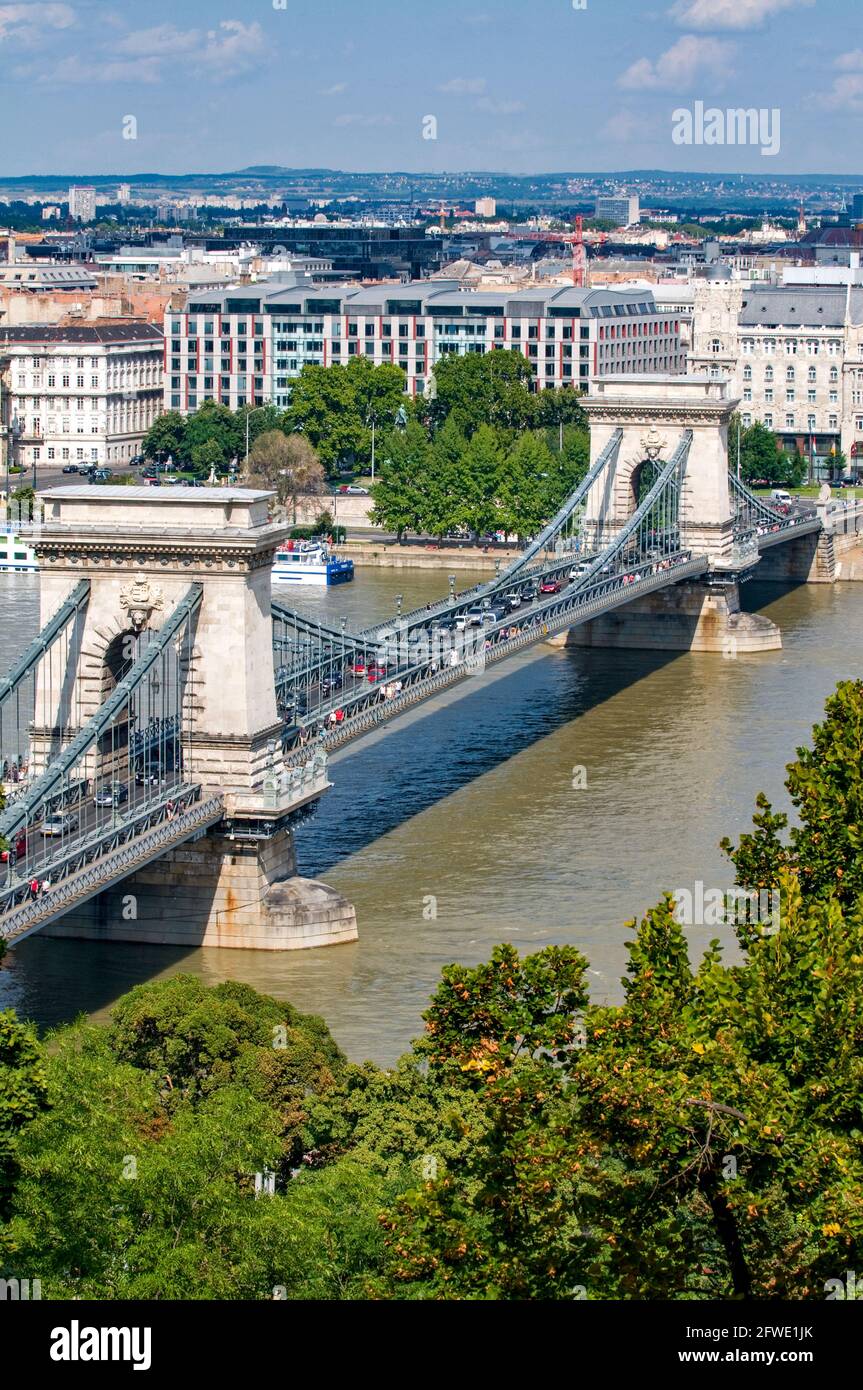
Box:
[32,485,357,951]
[582,375,737,565]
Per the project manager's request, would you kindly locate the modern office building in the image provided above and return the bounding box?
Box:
[0,322,164,470]
[595,194,640,227]
[202,223,441,281]
[164,277,684,413]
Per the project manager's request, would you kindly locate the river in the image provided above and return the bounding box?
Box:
[0,567,858,1064]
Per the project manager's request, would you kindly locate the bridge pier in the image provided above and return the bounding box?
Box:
[755,530,837,584]
[552,578,781,653]
[29,485,358,952]
[40,824,358,951]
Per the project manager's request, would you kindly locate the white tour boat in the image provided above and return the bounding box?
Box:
[0,526,38,572]
[272,539,354,586]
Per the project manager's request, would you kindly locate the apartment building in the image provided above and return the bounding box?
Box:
[68,186,97,222]
[689,281,863,472]
[164,278,684,414]
[0,322,164,470]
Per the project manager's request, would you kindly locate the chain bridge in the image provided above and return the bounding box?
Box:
[0,376,859,951]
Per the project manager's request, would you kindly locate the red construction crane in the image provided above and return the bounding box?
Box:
[497,216,589,286]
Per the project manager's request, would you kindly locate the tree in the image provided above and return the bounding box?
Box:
[428,350,536,436]
[142,410,186,463]
[497,433,554,541]
[368,422,430,541]
[247,431,325,517]
[183,401,242,471]
[190,438,228,478]
[722,677,863,910]
[456,424,505,535]
[285,362,406,473]
[731,416,784,486]
[0,1010,48,1248]
[536,386,587,446]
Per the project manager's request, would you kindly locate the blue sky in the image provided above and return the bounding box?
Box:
[0,0,859,176]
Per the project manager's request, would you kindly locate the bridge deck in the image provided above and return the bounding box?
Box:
[0,788,225,946]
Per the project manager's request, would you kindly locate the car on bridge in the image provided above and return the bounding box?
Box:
[94,782,129,808]
[348,657,368,676]
[41,812,78,837]
[539,578,562,595]
[366,662,390,682]
[569,560,593,580]
[507,592,522,608]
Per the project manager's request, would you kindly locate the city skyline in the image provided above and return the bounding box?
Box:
[0,0,859,177]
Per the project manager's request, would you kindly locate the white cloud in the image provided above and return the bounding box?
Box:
[618,34,734,91]
[320,81,347,95]
[39,16,267,84]
[114,23,201,58]
[836,50,863,71]
[438,76,486,95]
[37,53,161,84]
[669,0,814,27]
[0,3,75,45]
[602,110,645,142]
[824,73,863,112]
[196,20,265,76]
[475,96,525,115]
[333,112,394,127]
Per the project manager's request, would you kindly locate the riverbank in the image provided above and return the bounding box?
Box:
[339,539,519,571]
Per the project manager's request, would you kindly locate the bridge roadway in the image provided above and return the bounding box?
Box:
[279,545,710,762]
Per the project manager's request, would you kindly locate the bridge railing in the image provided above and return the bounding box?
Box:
[277,430,695,748]
[0,789,224,945]
[283,549,705,761]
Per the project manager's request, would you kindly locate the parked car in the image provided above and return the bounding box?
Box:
[1,831,27,863]
[539,579,561,595]
[94,782,129,808]
[41,812,78,837]
[87,468,112,484]
[61,464,79,475]
[338,484,369,495]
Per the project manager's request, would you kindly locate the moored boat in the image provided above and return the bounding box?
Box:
[272,539,354,586]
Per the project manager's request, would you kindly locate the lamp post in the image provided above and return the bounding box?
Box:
[395,592,403,618]
[448,573,456,602]
[243,404,269,475]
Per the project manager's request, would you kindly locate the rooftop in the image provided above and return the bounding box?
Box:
[0,322,163,344]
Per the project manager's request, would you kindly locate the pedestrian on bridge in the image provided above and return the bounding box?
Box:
[29,877,39,900]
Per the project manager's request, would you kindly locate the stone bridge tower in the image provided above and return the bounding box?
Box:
[34,486,357,951]
[568,376,781,653]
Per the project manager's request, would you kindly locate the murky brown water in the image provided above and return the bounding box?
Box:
[1,567,859,1064]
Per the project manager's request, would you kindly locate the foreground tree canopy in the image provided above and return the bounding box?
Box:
[2,683,862,1299]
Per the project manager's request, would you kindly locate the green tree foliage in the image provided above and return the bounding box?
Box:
[286,361,406,472]
[368,422,430,540]
[731,415,804,487]
[722,678,863,908]
[429,349,536,436]
[0,1010,48,1246]
[142,409,186,463]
